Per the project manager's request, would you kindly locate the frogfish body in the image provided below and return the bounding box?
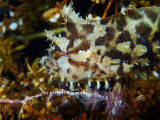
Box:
[41,4,160,90]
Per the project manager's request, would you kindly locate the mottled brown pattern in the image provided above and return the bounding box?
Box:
[100,70,106,74]
[43,58,54,72]
[71,40,90,53]
[100,16,112,25]
[96,74,101,77]
[105,27,115,40]
[44,58,53,69]
[116,30,132,43]
[83,62,89,71]
[127,9,143,20]
[50,51,62,60]
[67,68,71,73]
[135,22,152,38]
[51,44,62,52]
[45,65,51,70]
[116,14,127,31]
[82,24,94,34]
[105,48,131,63]
[66,21,78,35]
[68,58,80,67]
[67,35,77,49]
[145,8,158,23]
[95,36,106,46]
[95,27,115,46]
[116,30,135,49]
[72,74,78,79]
[91,64,98,72]
[49,62,54,67]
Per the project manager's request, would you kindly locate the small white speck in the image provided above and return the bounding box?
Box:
[1,85,5,88]
[52,45,55,51]
[87,81,91,87]
[94,16,101,20]
[49,18,57,22]
[54,13,60,19]
[136,95,144,101]
[58,33,62,37]
[135,62,139,65]
[86,14,92,20]
[39,78,44,82]
[69,81,74,91]
[77,83,80,87]
[20,81,23,85]
[87,72,91,78]
[9,22,18,30]
[24,83,28,87]
[121,5,126,15]
[152,71,159,78]
[145,63,149,66]
[18,18,23,25]
[9,11,14,17]
[105,79,109,89]
[49,13,60,23]
[97,81,101,89]
[0,22,2,26]
[135,75,137,79]
[2,26,6,33]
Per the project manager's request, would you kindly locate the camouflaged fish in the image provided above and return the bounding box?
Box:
[41,3,160,90]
